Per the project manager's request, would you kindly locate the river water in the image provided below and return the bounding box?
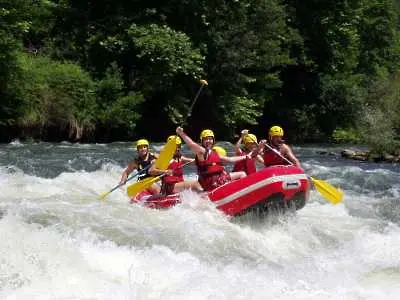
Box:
[0,141,399,299]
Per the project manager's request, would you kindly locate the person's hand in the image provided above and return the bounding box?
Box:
[119,173,127,185]
[176,127,184,135]
[259,139,267,145]
[241,129,249,138]
[119,176,127,190]
[164,169,173,176]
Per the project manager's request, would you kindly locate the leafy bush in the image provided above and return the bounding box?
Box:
[357,72,400,154]
[17,54,97,140]
[332,128,362,143]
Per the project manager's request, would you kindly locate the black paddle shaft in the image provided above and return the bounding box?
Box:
[181,82,207,126]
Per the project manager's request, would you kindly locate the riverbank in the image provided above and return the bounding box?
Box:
[341,149,400,163]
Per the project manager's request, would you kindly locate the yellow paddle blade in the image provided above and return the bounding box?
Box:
[154,137,177,170]
[127,176,162,197]
[310,177,344,205]
[127,138,177,197]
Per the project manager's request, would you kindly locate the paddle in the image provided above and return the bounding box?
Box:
[308,176,343,205]
[127,136,178,197]
[98,164,152,200]
[153,136,178,170]
[262,142,344,205]
[127,160,194,198]
[128,79,207,198]
[181,79,208,126]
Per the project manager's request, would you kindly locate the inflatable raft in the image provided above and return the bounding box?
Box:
[131,165,310,216]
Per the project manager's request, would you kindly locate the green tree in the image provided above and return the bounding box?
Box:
[0,0,31,126]
[358,72,400,153]
[16,55,97,140]
[280,0,400,140]
[98,23,205,136]
[96,63,144,139]
[159,0,299,136]
[357,0,400,76]
[2,0,400,144]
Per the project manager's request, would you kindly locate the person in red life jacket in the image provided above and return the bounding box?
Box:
[232,130,264,175]
[258,126,301,168]
[148,135,201,195]
[213,145,254,173]
[212,146,227,157]
[176,127,249,191]
[119,138,160,193]
[213,143,257,173]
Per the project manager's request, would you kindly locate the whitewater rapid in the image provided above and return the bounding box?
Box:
[0,141,399,299]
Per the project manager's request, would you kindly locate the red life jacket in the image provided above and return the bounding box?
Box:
[161,158,184,195]
[232,150,257,175]
[163,159,184,184]
[196,150,225,176]
[195,150,229,191]
[263,144,290,167]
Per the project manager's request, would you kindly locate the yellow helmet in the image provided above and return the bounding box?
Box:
[167,135,182,145]
[269,126,284,137]
[200,129,215,140]
[212,146,226,157]
[136,139,149,147]
[243,134,257,145]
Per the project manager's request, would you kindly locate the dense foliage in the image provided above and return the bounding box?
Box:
[1,0,400,151]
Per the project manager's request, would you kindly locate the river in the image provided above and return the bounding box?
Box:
[0,140,399,299]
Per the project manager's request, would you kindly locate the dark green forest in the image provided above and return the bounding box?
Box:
[1,0,400,152]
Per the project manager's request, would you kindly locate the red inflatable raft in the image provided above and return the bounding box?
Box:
[130,165,310,216]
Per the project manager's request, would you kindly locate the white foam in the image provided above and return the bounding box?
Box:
[1,144,400,299]
[9,139,24,147]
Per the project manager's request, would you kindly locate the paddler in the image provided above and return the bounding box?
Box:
[258,126,301,168]
[120,139,160,193]
[148,135,202,195]
[176,127,249,191]
[232,130,264,175]
[212,146,227,157]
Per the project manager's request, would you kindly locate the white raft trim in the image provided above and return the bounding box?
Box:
[213,173,308,207]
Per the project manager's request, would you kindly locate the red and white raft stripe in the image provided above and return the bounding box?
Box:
[213,174,308,207]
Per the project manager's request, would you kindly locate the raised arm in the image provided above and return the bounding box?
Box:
[176,127,205,155]
[234,138,243,155]
[235,130,250,155]
[257,139,267,156]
